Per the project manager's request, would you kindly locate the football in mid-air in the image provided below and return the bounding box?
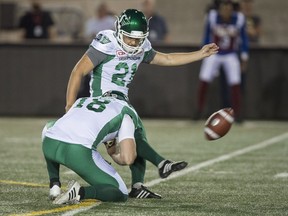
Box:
[204,108,234,140]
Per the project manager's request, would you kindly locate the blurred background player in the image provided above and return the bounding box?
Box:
[42,96,138,203]
[214,0,261,119]
[65,9,218,198]
[194,0,249,122]
[84,2,116,41]
[240,0,262,44]
[18,1,56,40]
[141,0,170,44]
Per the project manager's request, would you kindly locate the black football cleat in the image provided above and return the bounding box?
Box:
[129,185,162,199]
[158,160,188,178]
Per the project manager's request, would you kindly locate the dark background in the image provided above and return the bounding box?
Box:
[1,43,287,120]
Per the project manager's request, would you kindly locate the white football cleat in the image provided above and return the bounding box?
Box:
[49,185,61,200]
[53,180,81,204]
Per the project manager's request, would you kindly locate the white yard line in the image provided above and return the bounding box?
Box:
[274,173,288,178]
[146,132,288,187]
[62,132,288,216]
[63,170,76,175]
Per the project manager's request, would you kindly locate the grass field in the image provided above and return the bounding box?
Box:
[0,118,288,216]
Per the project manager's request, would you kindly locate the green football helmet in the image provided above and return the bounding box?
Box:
[115,9,149,55]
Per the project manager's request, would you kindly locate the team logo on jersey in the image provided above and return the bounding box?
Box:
[116,50,142,60]
[95,34,111,44]
[116,50,126,57]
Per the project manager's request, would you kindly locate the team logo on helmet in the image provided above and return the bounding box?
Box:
[115,9,149,55]
[119,14,130,27]
[96,34,111,44]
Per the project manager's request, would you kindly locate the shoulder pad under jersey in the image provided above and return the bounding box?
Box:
[90,30,119,55]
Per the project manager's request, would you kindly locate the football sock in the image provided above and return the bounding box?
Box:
[130,156,146,185]
[132,182,143,189]
[134,126,164,166]
[231,84,241,118]
[44,157,60,180]
[197,81,209,112]
[219,71,231,107]
[49,178,61,188]
[130,119,165,185]
[43,138,60,181]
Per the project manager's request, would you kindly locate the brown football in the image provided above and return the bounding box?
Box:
[204,108,234,140]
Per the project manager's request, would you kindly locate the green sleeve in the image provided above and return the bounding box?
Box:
[142,49,157,64]
[86,46,108,67]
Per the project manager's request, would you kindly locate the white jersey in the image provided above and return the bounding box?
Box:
[89,30,154,97]
[45,96,138,150]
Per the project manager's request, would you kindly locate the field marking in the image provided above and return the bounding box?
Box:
[0,180,47,188]
[145,132,288,187]
[274,172,288,178]
[63,170,76,175]
[6,132,288,216]
[9,200,98,216]
[60,132,288,216]
[0,180,67,191]
[61,203,100,216]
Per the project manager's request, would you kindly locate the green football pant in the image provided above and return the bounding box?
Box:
[43,119,165,186]
[42,137,128,202]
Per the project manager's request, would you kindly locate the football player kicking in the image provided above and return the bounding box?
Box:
[42,96,139,203]
[61,9,219,199]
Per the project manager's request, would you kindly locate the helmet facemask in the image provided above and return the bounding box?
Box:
[115,9,149,55]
